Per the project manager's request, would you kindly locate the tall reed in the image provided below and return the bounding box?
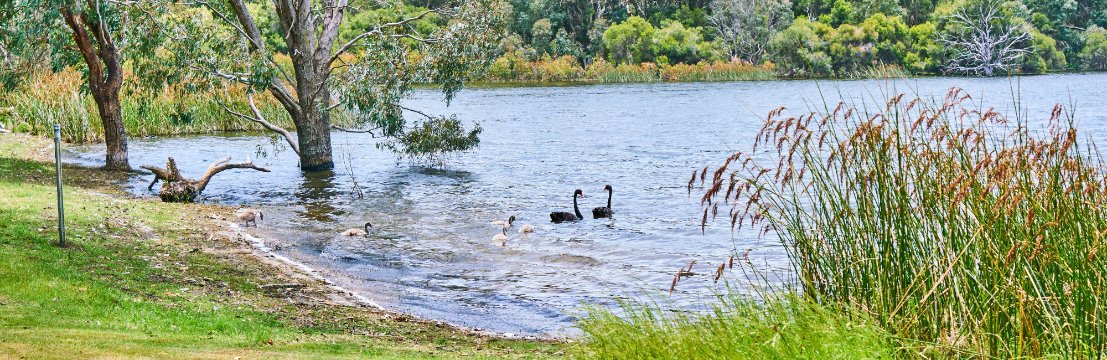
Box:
[0,69,293,143]
[696,88,1107,357]
[480,55,775,84]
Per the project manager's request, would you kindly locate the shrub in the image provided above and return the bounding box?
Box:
[768,18,833,77]
[1079,25,1107,70]
[1023,30,1067,73]
[650,21,709,65]
[602,16,656,64]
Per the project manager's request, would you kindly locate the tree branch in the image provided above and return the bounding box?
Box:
[221,92,301,156]
[329,9,437,66]
[195,156,270,193]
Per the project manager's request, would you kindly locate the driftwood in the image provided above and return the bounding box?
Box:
[141,157,270,203]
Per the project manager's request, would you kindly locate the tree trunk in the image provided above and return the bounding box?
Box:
[92,89,129,170]
[61,6,129,171]
[294,96,334,171]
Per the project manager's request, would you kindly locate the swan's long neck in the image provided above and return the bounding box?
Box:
[606,188,612,209]
[573,194,582,219]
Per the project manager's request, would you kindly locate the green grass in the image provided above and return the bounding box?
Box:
[574,294,895,359]
[694,88,1107,357]
[0,134,562,359]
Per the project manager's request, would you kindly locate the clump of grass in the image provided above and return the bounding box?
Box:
[575,294,894,359]
[696,88,1107,357]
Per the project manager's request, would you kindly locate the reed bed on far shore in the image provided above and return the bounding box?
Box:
[0,69,293,143]
[482,55,775,84]
[690,88,1107,357]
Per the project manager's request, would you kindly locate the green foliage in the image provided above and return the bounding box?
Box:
[168,0,509,162]
[672,5,709,29]
[903,22,943,73]
[769,17,833,76]
[602,16,657,64]
[531,18,554,55]
[1023,29,1067,73]
[550,28,585,58]
[481,0,1107,79]
[1080,25,1107,70]
[649,21,709,65]
[822,0,856,26]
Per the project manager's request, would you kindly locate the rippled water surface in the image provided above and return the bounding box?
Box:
[68,75,1107,336]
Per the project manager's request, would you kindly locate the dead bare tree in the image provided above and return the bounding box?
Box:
[939,0,1030,76]
[709,0,793,64]
[142,157,269,203]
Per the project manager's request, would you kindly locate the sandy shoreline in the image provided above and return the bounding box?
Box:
[226,216,561,341]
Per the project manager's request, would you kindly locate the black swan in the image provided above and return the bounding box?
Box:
[593,185,614,218]
[550,189,584,222]
[342,222,373,236]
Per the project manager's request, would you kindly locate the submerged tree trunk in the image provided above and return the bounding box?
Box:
[141,157,270,203]
[225,0,342,172]
[61,6,129,171]
[294,89,334,171]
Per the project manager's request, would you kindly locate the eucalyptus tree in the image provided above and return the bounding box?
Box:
[175,0,508,171]
[2,0,166,170]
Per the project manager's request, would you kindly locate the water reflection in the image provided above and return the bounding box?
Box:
[296,170,343,222]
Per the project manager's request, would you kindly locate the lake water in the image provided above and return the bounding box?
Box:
[68,74,1107,337]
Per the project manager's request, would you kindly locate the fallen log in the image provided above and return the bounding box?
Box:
[141,157,270,203]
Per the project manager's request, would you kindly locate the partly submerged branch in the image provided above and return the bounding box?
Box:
[142,157,270,203]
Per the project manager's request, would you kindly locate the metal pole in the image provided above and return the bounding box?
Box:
[54,124,65,247]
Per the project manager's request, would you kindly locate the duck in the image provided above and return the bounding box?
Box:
[492,227,508,246]
[342,222,373,236]
[518,224,535,234]
[491,215,516,229]
[550,189,584,223]
[236,208,263,227]
[592,184,614,218]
